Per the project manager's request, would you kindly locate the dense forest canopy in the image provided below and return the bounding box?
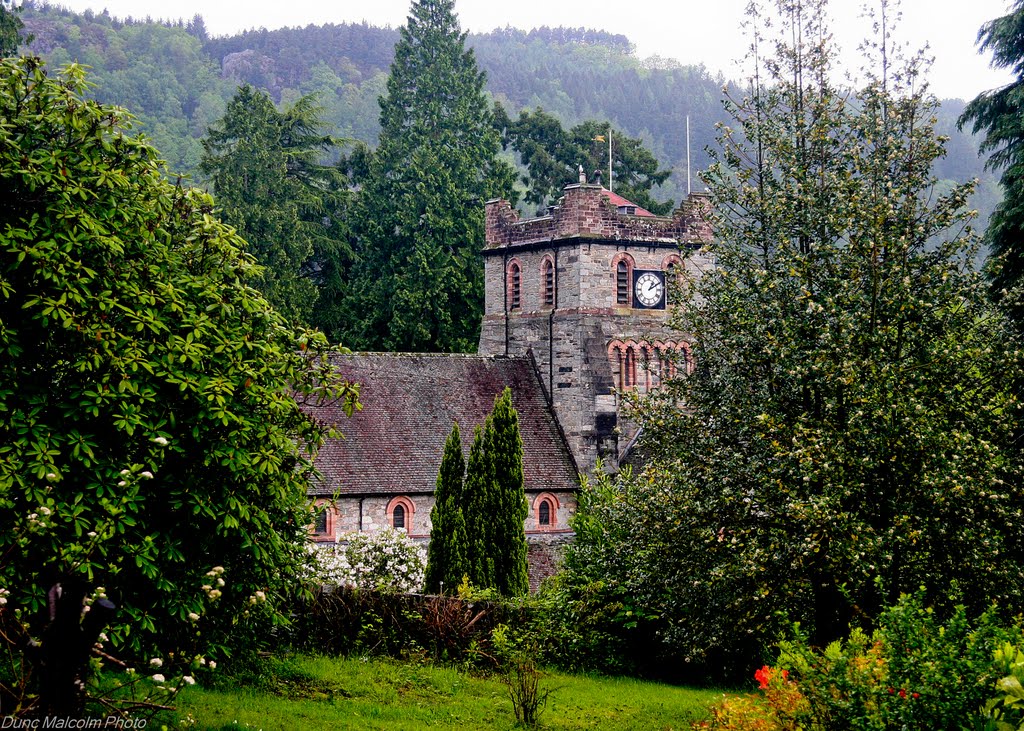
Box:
[15,1,999,226]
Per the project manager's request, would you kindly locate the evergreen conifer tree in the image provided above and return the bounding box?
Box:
[201,86,347,325]
[488,388,529,596]
[424,422,469,594]
[463,423,495,589]
[960,1,1024,324]
[341,0,513,352]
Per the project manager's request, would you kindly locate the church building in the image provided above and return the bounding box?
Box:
[306,180,712,587]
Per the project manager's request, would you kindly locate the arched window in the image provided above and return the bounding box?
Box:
[663,254,684,305]
[624,345,636,389]
[387,496,415,534]
[541,257,555,306]
[508,261,522,310]
[616,260,629,305]
[310,500,336,542]
[612,253,635,306]
[533,493,560,530]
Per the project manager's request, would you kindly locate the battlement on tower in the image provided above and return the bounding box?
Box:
[484,184,712,250]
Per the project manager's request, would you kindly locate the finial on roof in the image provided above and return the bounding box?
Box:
[592,169,603,186]
[578,164,586,184]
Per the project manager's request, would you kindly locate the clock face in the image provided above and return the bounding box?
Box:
[633,270,666,308]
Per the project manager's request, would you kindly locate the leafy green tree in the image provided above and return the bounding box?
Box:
[424,423,470,594]
[566,0,1024,669]
[0,1,30,58]
[496,106,672,214]
[0,57,358,709]
[201,85,350,326]
[488,388,529,597]
[960,1,1024,322]
[340,0,513,353]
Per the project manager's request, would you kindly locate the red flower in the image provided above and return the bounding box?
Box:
[912,692,920,699]
[754,665,773,689]
[781,669,789,681]
[899,689,907,699]
[888,687,895,694]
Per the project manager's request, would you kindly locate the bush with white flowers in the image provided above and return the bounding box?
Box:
[311,528,426,593]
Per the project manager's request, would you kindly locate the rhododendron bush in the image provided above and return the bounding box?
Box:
[0,57,357,715]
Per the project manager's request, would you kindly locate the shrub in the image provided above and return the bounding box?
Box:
[310,528,426,593]
[699,594,1024,730]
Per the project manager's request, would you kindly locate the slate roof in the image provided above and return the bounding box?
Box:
[602,188,656,217]
[306,353,580,497]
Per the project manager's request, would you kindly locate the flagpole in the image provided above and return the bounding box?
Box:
[686,115,691,196]
[608,123,613,193]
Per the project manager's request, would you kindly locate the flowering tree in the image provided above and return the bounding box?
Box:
[564,0,1024,670]
[311,529,426,594]
[0,57,358,715]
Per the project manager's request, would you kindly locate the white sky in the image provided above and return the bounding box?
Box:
[49,0,1017,100]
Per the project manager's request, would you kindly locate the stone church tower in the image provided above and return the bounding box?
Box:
[479,182,713,473]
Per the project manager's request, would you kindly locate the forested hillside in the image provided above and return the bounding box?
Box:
[17,1,1000,222]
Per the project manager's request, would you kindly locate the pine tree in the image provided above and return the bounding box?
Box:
[201,85,347,325]
[424,422,469,594]
[960,1,1024,323]
[341,0,513,352]
[488,388,529,596]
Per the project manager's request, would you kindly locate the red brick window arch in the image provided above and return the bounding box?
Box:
[608,339,642,391]
[533,493,560,530]
[611,253,635,306]
[386,496,416,534]
[540,255,555,306]
[679,342,693,375]
[310,500,337,542]
[507,259,522,310]
[662,254,684,303]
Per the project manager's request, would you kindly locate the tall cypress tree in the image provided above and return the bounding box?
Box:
[341,0,513,352]
[425,422,469,594]
[463,423,495,589]
[488,388,529,596]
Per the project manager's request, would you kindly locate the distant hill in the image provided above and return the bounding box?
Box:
[18,1,1000,232]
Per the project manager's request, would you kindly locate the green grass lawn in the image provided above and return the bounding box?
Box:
[166,654,723,730]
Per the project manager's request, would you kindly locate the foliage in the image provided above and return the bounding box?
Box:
[0,56,357,714]
[338,0,513,352]
[960,1,1024,321]
[293,586,510,663]
[700,594,1024,730]
[492,623,551,728]
[425,423,470,594]
[496,106,673,213]
[563,0,1024,671]
[0,1,30,57]
[310,528,426,594]
[200,85,351,326]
